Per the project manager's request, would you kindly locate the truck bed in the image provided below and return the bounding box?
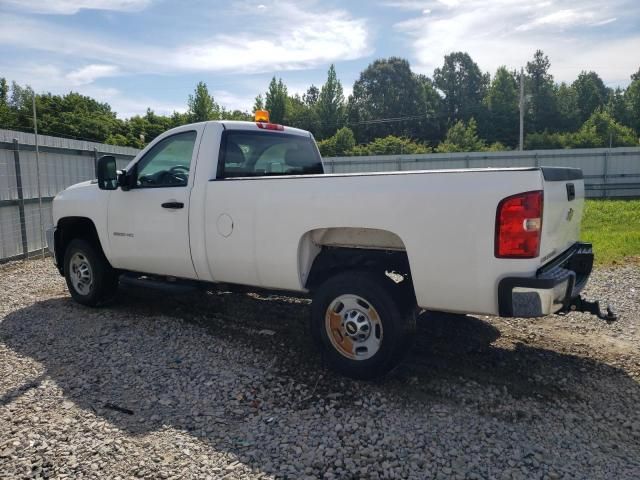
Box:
[190,165,582,316]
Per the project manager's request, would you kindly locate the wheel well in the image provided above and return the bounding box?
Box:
[55,217,106,274]
[305,246,416,305]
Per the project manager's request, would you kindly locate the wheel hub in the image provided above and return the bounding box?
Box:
[69,252,93,296]
[325,294,383,361]
[343,309,371,341]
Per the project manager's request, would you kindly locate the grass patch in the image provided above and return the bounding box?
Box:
[581,199,640,265]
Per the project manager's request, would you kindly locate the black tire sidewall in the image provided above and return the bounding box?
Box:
[64,239,116,306]
[311,271,415,379]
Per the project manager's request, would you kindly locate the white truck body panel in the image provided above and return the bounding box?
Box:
[107,123,206,278]
[539,180,584,263]
[51,120,587,317]
[200,170,545,315]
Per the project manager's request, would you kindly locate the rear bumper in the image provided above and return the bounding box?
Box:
[498,242,593,317]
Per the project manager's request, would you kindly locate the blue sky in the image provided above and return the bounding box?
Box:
[0,0,638,118]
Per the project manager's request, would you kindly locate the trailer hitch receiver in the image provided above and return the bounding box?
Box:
[562,296,617,323]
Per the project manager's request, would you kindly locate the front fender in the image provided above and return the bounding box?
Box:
[52,181,112,264]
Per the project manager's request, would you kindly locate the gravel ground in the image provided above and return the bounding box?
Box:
[0,258,639,480]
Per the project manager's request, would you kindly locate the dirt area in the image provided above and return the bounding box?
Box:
[0,259,638,479]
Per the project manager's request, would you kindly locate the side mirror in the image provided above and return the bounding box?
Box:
[97,155,118,190]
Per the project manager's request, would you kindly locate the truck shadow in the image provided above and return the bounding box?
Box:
[1,286,639,476]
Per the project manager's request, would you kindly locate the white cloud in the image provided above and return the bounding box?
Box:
[212,90,255,113]
[515,9,597,31]
[389,0,639,84]
[66,64,119,85]
[0,2,370,74]
[0,0,153,14]
[0,15,148,63]
[169,1,371,73]
[101,92,186,119]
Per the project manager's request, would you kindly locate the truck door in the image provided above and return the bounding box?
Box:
[107,128,200,279]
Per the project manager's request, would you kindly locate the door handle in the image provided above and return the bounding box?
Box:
[161,201,184,209]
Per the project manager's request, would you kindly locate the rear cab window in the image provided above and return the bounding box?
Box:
[218,130,323,178]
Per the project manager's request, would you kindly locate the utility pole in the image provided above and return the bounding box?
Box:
[519,67,524,151]
[33,93,45,259]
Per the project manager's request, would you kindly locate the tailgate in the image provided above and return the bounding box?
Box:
[538,167,585,264]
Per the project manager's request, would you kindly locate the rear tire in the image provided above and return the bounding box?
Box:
[311,271,416,380]
[64,238,119,306]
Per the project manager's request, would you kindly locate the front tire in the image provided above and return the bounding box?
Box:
[311,271,416,380]
[64,238,119,306]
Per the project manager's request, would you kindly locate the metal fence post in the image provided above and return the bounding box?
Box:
[603,150,609,199]
[93,147,99,177]
[12,139,29,259]
[465,155,470,168]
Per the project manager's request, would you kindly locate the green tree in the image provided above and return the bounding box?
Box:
[0,77,11,126]
[625,79,640,134]
[526,109,637,149]
[555,82,580,132]
[34,91,121,142]
[187,81,220,122]
[105,133,130,146]
[253,94,264,113]
[169,111,190,128]
[606,87,629,127]
[484,66,519,146]
[524,130,568,150]
[316,64,345,139]
[285,94,320,134]
[433,52,489,124]
[416,74,444,144]
[572,71,609,124]
[120,109,173,147]
[0,78,8,106]
[348,57,437,142]
[350,135,430,156]
[334,126,356,154]
[572,108,637,147]
[317,127,356,156]
[303,85,320,106]
[265,77,288,124]
[526,50,557,132]
[436,118,494,152]
[220,108,252,121]
[142,108,172,139]
[8,81,34,131]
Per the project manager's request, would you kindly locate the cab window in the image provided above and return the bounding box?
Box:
[136,131,197,188]
[219,131,323,178]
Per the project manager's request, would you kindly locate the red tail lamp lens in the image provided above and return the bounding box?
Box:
[495,190,543,258]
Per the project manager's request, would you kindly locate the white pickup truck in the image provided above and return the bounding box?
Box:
[47,114,615,379]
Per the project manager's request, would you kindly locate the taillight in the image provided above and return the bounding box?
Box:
[495,190,543,258]
[256,122,284,131]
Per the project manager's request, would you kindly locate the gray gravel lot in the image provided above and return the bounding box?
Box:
[0,259,639,479]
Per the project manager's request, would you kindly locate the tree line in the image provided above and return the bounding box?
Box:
[1,50,639,155]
